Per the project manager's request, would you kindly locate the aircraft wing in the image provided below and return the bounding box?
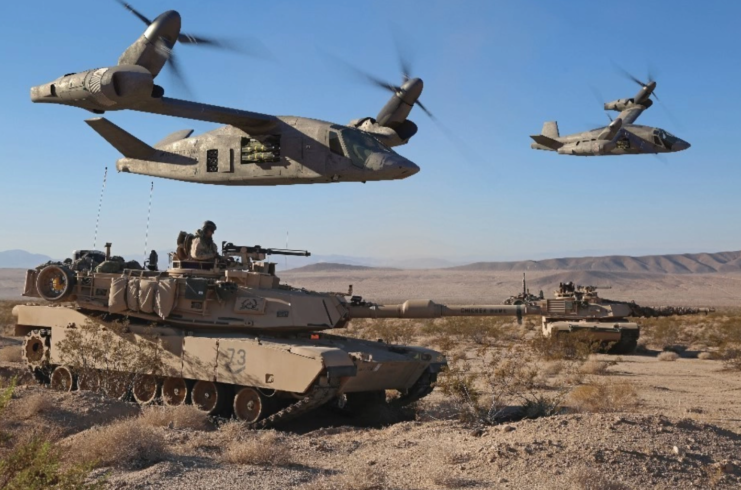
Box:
[616,105,646,125]
[132,97,280,134]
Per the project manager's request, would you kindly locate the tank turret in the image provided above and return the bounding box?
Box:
[14,240,535,428]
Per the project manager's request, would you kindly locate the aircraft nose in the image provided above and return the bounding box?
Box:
[673,139,691,152]
[383,154,419,177]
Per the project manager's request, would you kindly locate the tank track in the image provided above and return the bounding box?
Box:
[247,377,341,430]
[391,367,438,407]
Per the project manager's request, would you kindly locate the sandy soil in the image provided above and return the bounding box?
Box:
[1,335,740,489]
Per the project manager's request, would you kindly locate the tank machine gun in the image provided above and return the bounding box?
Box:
[15,239,533,428]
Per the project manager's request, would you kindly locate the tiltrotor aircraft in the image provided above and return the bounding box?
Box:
[530,73,691,156]
[30,3,437,186]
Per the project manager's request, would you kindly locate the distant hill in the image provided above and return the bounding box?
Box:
[285,262,398,273]
[0,250,52,269]
[449,250,741,274]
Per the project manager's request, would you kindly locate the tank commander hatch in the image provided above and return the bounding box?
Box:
[190,220,220,261]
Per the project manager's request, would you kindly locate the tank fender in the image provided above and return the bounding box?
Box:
[289,346,358,378]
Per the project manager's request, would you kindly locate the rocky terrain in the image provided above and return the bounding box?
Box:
[1,302,740,489]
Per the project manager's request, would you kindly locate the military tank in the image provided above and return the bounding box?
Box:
[14,239,531,428]
[514,281,713,354]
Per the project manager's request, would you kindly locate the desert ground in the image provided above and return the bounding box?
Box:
[1,293,740,489]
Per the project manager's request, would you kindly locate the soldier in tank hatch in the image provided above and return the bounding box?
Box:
[190,220,220,261]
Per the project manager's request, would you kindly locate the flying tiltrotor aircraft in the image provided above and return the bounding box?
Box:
[30,4,438,186]
[530,73,690,156]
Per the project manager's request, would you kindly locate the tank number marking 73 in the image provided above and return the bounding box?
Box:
[225,348,247,374]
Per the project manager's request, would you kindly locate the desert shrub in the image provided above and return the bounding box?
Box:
[578,360,615,375]
[352,319,418,345]
[530,332,601,361]
[697,352,716,360]
[302,466,387,490]
[14,392,53,420]
[0,301,22,336]
[657,351,679,362]
[140,405,212,431]
[56,320,164,398]
[571,468,631,490]
[0,376,15,411]
[0,436,104,490]
[721,347,741,371]
[67,418,166,469]
[421,317,507,345]
[568,380,638,413]
[221,432,292,466]
[437,346,564,425]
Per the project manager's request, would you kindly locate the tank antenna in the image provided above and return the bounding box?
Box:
[143,182,154,263]
[93,167,108,250]
[285,231,289,271]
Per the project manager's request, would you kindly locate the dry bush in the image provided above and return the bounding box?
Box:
[0,435,105,490]
[721,347,741,371]
[530,332,601,361]
[421,317,510,346]
[571,468,632,490]
[697,352,716,360]
[543,361,565,376]
[66,418,166,469]
[14,392,53,420]
[657,351,679,362]
[221,431,292,466]
[437,346,564,425]
[569,380,638,413]
[140,405,212,431]
[0,301,22,336]
[57,320,165,398]
[302,465,387,490]
[579,360,614,375]
[0,345,21,363]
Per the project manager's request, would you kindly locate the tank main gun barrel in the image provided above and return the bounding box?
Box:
[347,299,530,323]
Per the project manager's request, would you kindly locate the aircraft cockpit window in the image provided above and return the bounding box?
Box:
[340,129,394,168]
[328,131,345,157]
[653,136,662,146]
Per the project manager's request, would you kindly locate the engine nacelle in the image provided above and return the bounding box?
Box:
[604,98,634,112]
[30,65,154,112]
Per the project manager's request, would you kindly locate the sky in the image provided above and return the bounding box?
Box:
[0,0,739,264]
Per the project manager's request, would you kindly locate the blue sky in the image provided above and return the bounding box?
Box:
[0,0,739,263]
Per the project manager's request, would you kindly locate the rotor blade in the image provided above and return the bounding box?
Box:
[161,44,193,98]
[323,52,399,93]
[115,0,152,26]
[177,33,274,60]
[391,24,413,82]
[612,62,647,87]
[415,99,434,119]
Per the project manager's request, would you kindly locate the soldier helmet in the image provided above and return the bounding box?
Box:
[202,220,217,232]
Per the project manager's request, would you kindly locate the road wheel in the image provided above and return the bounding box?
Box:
[192,381,226,415]
[133,375,160,405]
[233,387,266,423]
[50,366,75,392]
[162,377,190,407]
[23,330,50,370]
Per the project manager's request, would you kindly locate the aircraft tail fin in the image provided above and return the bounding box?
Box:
[541,121,559,138]
[530,134,563,150]
[85,118,156,160]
